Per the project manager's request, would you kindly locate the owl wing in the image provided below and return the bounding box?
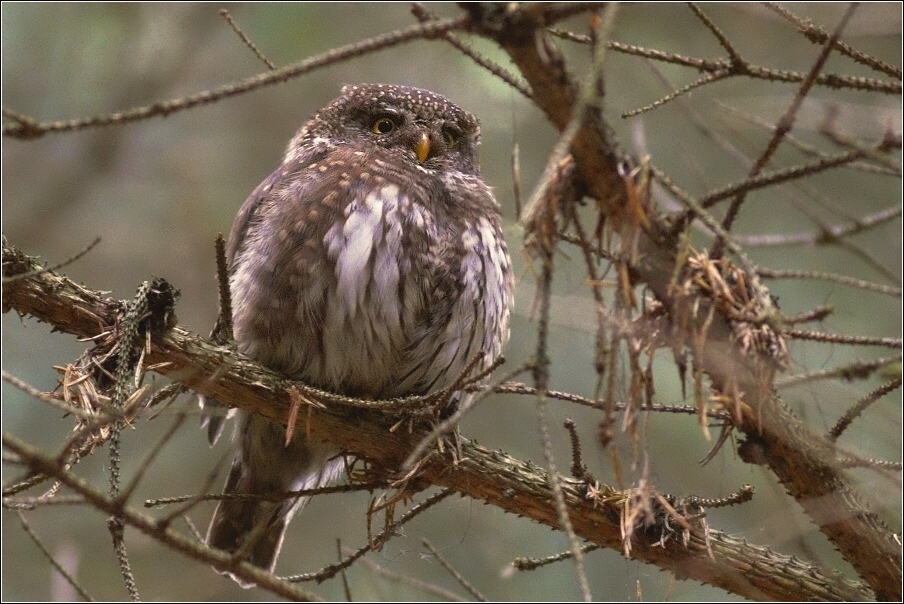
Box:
[227,144,331,265]
[201,145,332,445]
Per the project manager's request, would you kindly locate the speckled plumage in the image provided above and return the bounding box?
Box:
[204,84,513,584]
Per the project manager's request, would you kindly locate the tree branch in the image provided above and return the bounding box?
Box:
[464,5,900,600]
[1,236,874,602]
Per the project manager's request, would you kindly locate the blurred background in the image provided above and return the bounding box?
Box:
[2,3,900,601]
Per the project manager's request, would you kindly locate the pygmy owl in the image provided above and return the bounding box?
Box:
[204,84,513,584]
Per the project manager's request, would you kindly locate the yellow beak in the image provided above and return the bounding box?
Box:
[414,131,430,163]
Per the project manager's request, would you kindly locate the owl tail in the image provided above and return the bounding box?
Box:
[205,412,343,587]
[206,456,298,587]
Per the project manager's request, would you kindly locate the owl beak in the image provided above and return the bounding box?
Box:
[414,131,430,163]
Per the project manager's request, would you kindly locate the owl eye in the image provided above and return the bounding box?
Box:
[372,117,397,135]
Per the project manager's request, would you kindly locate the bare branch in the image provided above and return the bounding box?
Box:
[1,239,876,601]
[2,18,464,139]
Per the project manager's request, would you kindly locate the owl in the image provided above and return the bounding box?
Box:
[204,84,513,585]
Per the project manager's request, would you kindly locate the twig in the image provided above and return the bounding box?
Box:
[2,370,105,421]
[830,377,902,441]
[518,5,614,230]
[4,495,87,509]
[469,381,731,420]
[355,555,468,602]
[737,205,902,248]
[108,282,154,602]
[220,9,276,70]
[2,18,464,139]
[780,304,834,325]
[4,433,323,601]
[783,329,902,350]
[714,3,858,248]
[837,456,903,471]
[681,484,755,509]
[145,481,387,508]
[622,69,730,118]
[17,510,95,602]
[713,101,902,178]
[757,268,901,298]
[764,2,902,79]
[118,412,188,504]
[700,150,870,209]
[649,164,765,291]
[421,538,486,601]
[512,543,601,571]
[2,237,100,285]
[775,355,902,389]
[212,234,234,343]
[282,488,455,583]
[336,539,352,602]
[532,175,593,601]
[411,3,532,100]
[687,3,743,64]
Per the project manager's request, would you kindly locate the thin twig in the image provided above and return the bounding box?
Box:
[649,164,765,292]
[220,9,276,70]
[714,3,858,246]
[687,3,743,64]
[780,304,834,325]
[775,355,902,389]
[145,481,387,508]
[764,2,902,79]
[400,358,522,472]
[681,484,755,508]
[421,539,486,601]
[622,69,730,118]
[512,543,601,571]
[118,413,188,504]
[212,234,234,343]
[783,329,902,350]
[837,456,903,471]
[549,26,902,95]
[282,488,455,584]
[531,149,594,601]
[108,282,153,603]
[355,555,468,602]
[2,370,104,421]
[2,18,464,138]
[700,150,869,209]
[4,494,87,509]
[2,237,100,285]
[336,539,352,602]
[534,269,593,601]
[829,377,902,441]
[17,510,95,602]
[758,268,901,298]
[411,3,532,100]
[469,381,730,420]
[714,101,901,178]
[4,434,322,600]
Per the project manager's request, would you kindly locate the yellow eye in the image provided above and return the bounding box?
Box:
[442,129,458,148]
[372,117,396,134]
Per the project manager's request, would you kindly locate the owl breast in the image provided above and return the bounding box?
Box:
[229,147,512,400]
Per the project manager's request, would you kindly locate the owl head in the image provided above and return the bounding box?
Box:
[289,84,483,176]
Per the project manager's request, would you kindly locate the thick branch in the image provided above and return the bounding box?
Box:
[2,239,875,602]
